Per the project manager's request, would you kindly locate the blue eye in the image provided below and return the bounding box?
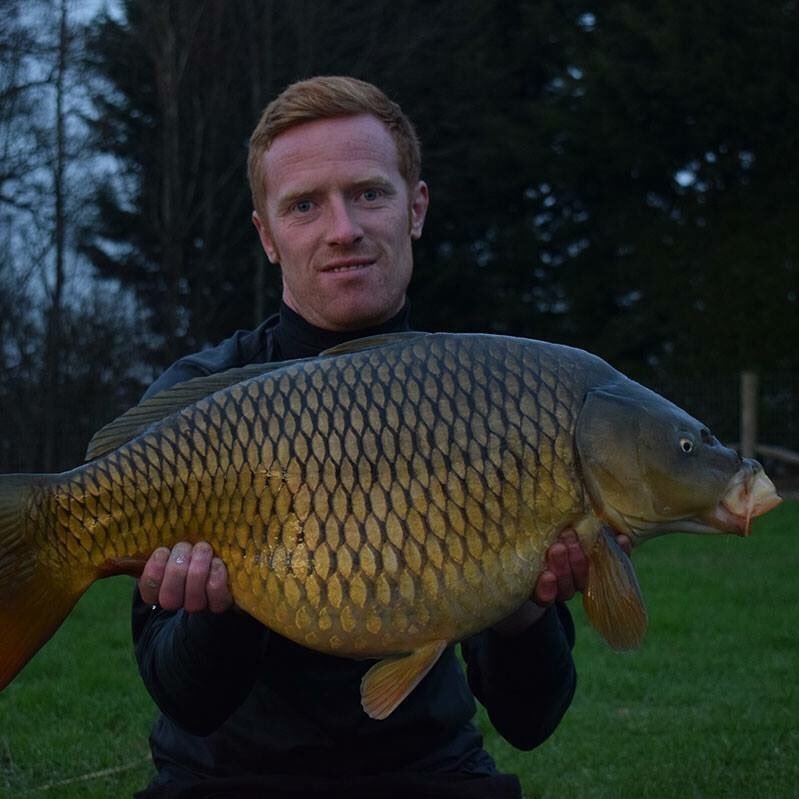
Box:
[294,200,313,213]
[362,188,383,202]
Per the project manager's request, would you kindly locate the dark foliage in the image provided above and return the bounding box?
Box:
[82,1,799,381]
[3,1,797,471]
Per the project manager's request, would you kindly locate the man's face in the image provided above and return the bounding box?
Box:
[252,114,428,332]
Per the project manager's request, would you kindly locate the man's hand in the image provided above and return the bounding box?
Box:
[533,528,590,606]
[138,541,234,614]
[493,528,632,636]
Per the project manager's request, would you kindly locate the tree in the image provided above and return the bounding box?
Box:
[528,2,799,379]
[0,0,150,471]
[84,1,283,367]
[82,0,480,365]
[82,0,799,385]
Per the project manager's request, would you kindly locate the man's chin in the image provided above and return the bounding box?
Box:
[319,298,404,333]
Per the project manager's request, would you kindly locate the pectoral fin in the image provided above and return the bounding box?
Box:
[360,639,447,720]
[583,527,647,650]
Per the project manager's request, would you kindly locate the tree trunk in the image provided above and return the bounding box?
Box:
[246,0,275,326]
[43,0,68,471]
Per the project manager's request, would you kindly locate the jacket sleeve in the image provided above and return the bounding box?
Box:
[132,590,267,735]
[461,603,576,750]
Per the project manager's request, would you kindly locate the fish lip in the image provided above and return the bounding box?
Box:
[699,502,752,536]
[701,462,782,536]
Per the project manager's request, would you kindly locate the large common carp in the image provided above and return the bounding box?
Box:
[0,333,781,718]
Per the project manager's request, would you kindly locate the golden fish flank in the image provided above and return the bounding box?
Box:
[0,331,782,720]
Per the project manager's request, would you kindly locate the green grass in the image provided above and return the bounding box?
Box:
[0,579,156,798]
[486,500,799,798]
[1,503,797,798]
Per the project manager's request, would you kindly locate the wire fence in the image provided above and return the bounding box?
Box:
[649,373,741,445]
[759,371,799,452]
[649,370,799,494]
[650,371,799,452]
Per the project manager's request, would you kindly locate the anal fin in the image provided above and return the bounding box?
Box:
[583,526,647,650]
[360,639,447,720]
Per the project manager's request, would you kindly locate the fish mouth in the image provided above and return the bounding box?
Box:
[700,459,782,536]
[619,459,782,541]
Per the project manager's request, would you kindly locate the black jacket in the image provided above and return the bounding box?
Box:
[133,304,576,797]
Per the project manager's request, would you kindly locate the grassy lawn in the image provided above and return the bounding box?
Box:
[488,499,799,798]
[0,579,156,798]
[1,502,796,798]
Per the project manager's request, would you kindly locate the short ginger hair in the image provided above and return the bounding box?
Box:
[247,76,421,218]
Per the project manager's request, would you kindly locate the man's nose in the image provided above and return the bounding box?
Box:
[325,198,364,246]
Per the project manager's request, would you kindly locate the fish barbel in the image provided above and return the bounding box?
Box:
[0,332,781,718]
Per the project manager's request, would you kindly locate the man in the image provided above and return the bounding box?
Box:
[134,76,604,799]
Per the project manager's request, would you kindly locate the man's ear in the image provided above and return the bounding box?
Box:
[252,211,280,264]
[410,181,429,241]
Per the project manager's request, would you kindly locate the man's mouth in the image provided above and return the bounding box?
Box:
[321,258,374,273]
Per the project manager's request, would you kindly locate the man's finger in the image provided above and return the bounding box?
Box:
[138,547,169,605]
[183,542,213,613]
[158,542,192,611]
[207,558,234,614]
[547,541,575,600]
[532,570,558,607]
[616,533,632,557]
[560,529,589,593]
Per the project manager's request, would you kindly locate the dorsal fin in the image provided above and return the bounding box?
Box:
[85,333,427,462]
[320,331,428,357]
[84,359,307,461]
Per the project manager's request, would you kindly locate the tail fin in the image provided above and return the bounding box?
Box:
[0,474,91,690]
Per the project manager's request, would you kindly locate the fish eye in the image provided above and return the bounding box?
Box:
[679,437,695,454]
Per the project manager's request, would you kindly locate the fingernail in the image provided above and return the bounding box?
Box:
[171,543,190,565]
[194,542,212,559]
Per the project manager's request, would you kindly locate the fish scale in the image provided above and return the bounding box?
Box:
[35,335,584,651]
[1,331,779,719]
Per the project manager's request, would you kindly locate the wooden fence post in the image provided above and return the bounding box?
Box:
[740,371,758,459]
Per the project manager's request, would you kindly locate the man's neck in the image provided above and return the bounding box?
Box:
[273,301,412,360]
